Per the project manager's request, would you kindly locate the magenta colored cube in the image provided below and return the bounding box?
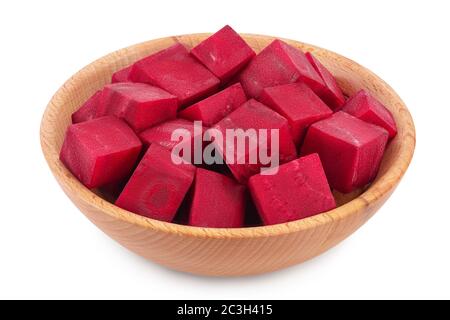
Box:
[129,43,220,106]
[342,90,397,139]
[306,52,346,110]
[191,25,255,81]
[139,119,205,163]
[189,168,246,228]
[111,65,133,83]
[239,39,325,98]
[116,144,196,222]
[71,90,103,124]
[60,116,142,189]
[259,82,333,144]
[301,111,389,193]
[179,83,247,126]
[249,153,336,225]
[100,82,178,132]
[213,99,297,183]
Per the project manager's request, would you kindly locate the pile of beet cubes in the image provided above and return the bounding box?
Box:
[61,25,397,228]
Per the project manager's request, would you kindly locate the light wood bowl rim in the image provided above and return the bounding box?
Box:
[40,33,416,240]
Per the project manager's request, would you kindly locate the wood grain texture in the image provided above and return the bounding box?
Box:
[40,34,416,276]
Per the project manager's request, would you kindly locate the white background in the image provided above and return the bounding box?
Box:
[1,0,449,300]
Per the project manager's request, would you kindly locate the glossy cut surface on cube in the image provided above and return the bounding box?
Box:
[100,82,178,132]
[111,65,133,83]
[179,83,247,126]
[191,25,255,81]
[71,90,103,124]
[301,112,389,193]
[60,116,142,189]
[129,43,220,106]
[249,153,336,226]
[239,39,324,98]
[213,99,297,183]
[259,83,333,144]
[306,52,346,110]
[342,89,397,139]
[116,144,196,222]
[189,168,246,228]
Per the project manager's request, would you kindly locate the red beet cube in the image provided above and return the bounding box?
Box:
[239,39,324,98]
[301,111,389,193]
[116,144,196,222]
[306,52,346,110]
[100,82,178,132]
[249,153,336,225]
[139,119,205,163]
[213,99,297,183]
[179,83,247,126]
[60,116,142,189]
[129,43,220,106]
[111,65,133,83]
[259,82,333,144]
[71,90,103,124]
[191,25,255,81]
[342,90,397,139]
[189,168,246,228]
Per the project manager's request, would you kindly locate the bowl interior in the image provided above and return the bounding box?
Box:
[40,34,415,237]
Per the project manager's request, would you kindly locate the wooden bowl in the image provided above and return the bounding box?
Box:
[40,34,415,276]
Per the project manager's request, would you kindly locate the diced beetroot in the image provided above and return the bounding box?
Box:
[71,90,103,124]
[259,82,333,144]
[191,25,255,81]
[139,119,205,163]
[239,39,325,98]
[129,43,220,106]
[306,52,346,110]
[188,168,245,228]
[249,153,336,225]
[301,111,389,193]
[139,119,199,150]
[111,65,133,83]
[100,82,178,132]
[213,99,297,183]
[342,89,397,139]
[178,83,247,126]
[116,144,196,222]
[60,116,142,189]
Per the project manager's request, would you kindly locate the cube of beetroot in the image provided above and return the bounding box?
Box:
[306,52,346,110]
[191,25,255,81]
[179,83,247,126]
[129,43,220,106]
[139,119,205,163]
[60,116,142,189]
[116,144,196,222]
[213,99,297,183]
[189,168,245,228]
[301,111,389,193]
[239,39,324,98]
[71,90,103,124]
[111,65,133,83]
[249,153,336,225]
[259,82,333,144]
[100,83,178,132]
[342,90,397,139]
